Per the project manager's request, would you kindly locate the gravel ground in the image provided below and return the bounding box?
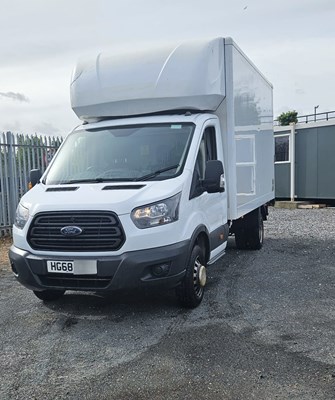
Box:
[268,206,335,241]
[1,206,335,399]
[0,236,11,273]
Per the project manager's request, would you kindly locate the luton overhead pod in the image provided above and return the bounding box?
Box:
[70,38,226,121]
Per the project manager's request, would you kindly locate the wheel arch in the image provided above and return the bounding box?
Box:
[188,225,210,264]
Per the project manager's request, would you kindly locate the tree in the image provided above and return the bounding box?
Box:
[277,110,298,126]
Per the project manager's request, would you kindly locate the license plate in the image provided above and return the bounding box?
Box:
[47,260,97,275]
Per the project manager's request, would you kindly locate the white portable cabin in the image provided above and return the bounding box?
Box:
[70,37,274,221]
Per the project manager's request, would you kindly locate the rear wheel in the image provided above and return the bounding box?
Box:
[235,228,247,250]
[234,208,264,250]
[33,289,65,301]
[176,245,206,308]
[245,208,264,250]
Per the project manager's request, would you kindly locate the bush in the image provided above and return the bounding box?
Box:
[277,110,298,126]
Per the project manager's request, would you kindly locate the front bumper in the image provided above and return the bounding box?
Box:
[9,241,190,293]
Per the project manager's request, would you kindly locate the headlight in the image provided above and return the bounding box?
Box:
[131,193,181,229]
[14,203,30,229]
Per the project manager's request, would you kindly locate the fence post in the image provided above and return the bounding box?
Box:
[289,123,296,202]
[6,131,17,224]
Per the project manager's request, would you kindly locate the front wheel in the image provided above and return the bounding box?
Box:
[33,289,65,301]
[176,245,207,308]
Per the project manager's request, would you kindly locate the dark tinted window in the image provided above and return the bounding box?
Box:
[275,136,289,162]
[190,126,217,199]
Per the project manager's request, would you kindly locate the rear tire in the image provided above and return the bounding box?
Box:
[33,289,65,301]
[235,228,247,249]
[246,208,264,250]
[176,245,206,308]
[234,208,264,250]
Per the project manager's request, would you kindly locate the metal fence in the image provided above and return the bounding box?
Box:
[296,110,335,124]
[0,132,62,236]
[274,110,335,126]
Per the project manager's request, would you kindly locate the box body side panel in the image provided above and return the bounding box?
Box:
[223,41,274,220]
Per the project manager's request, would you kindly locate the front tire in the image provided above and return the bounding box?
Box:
[176,245,206,308]
[33,289,65,301]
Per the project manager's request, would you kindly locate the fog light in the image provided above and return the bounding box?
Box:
[152,263,170,277]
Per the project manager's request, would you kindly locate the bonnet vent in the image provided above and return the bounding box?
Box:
[46,187,79,192]
[102,185,145,191]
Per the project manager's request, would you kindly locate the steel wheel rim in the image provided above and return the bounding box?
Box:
[193,256,204,298]
[259,219,264,244]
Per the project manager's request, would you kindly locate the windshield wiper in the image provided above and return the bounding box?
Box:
[61,178,106,184]
[134,164,179,181]
[61,177,137,184]
[61,178,117,184]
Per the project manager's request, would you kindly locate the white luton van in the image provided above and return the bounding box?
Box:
[10,37,274,308]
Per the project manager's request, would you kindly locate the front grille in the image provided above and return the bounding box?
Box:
[38,275,112,289]
[28,211,125,252]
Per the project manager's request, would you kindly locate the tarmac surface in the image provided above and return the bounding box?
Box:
[1,207,335,399]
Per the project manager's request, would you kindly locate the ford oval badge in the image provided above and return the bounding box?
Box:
[60,226,83,236]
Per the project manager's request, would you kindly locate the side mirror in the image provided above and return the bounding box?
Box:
[203,160,225,193]
[29,169,42,189]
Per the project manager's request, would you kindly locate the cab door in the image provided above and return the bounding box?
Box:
[189,119,228,262]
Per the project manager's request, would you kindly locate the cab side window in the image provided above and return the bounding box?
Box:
[189,127,217,199]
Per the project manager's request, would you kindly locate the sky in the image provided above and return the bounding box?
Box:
[1,0,335,136]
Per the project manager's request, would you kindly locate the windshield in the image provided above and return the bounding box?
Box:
[44,123,195,185]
